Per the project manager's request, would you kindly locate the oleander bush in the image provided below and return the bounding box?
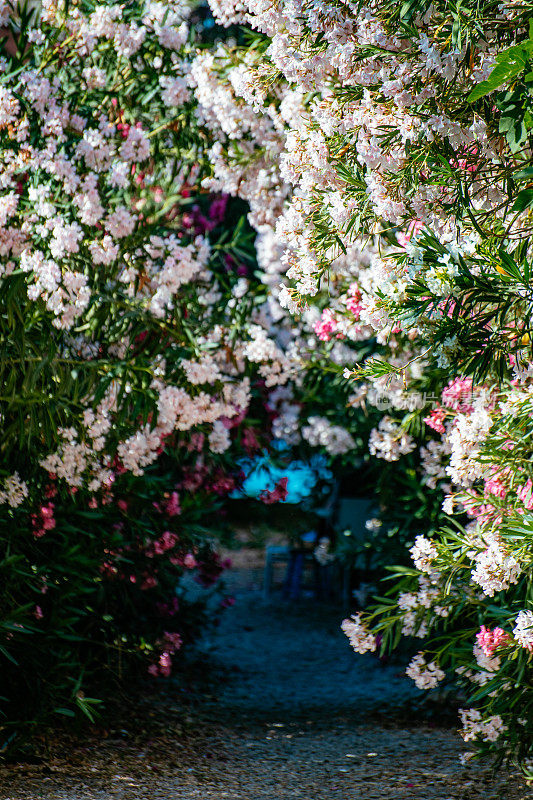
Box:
[0,0,377,755]
[188,0,533,774]
[0,0,288,753]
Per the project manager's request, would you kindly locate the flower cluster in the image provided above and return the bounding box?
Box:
[406,653,445,690]
[196,0,533,771]
[341,613,377,655]
[0,0,304,500]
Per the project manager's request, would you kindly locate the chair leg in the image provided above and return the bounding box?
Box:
[288,553,304,600]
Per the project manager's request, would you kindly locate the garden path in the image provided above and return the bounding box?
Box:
[0,559,530,800]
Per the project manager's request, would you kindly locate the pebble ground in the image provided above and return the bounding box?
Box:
[0,560,530,799]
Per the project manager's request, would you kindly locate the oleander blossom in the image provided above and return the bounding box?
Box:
[471,536,522,597]
[513,610,533,652]
[368,416,416,462]
[0,473,29,507]
[406,652,445,690]
[410,535,438,573]
[476,625,511,657]
[302,416,356,456]
[341,613,377,654]
[459,709,507,743]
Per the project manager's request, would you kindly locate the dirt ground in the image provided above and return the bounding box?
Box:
[0,558,531,800]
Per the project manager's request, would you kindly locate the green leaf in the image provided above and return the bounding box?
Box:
[512,188,533,212]
[468,46,530,101]
[513,166,533,179]
[54,707,76,718]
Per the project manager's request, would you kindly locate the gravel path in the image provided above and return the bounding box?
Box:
[1,564,531,799]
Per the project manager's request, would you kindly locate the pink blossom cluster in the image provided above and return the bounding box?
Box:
[313,309,339,342]
[149,628,184,673]
[476,625,511,657]
[31,503,56,538]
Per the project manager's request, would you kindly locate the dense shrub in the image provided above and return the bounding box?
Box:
[0,0,289,753]
[1,465,231,751]
[188,0,533,774]
[0,0,373,753]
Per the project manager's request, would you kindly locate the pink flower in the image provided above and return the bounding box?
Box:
[99,561,118,577]
[484,473,508,499]
[161,530,178,550]
[313,308,337,341]
[163,631,182,653]
[148,530,179,557]
[424,404,447,434]
[148,664,159,677]
[118,499,128,512]
[441,378,473,412]
[345,283,363,318]
[165,492,181,517]
[158,652,172,677]
[140,575,158,590]
[517,479,533,510]
[183,553,197,569]
[396,219,423,248]
[476,625,511,657]
[32,502,56,537]
[34,605,44,620]
[208,194,228,223]
[187,433,205,452]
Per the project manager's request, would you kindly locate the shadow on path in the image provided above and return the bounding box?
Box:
[0,569,530,800]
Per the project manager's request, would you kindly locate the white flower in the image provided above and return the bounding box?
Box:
[406,652,445,690]
[410,535,438,573]
[302,415,356,455]
[120,127,150,163]
[471,536,521,597]
[159,75,190,107]
[208,420,231,454]
[0,473,29,507]
[104,207,136,239]
[368,416,415,461]
[513,610,533,652]
[459,708,507,743]
[341,613,376,654]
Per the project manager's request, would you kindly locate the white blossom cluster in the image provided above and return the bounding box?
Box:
[0,0,314,492]
[341,613,377,654]
[406,652,445,690]
[302,416,356,456]
[513,610,533,652]
[470,533,522,598]
[459,709,507,743]
[368,416,415,462]
[0,472,29,507]
[398,574,450,638]
[409,536,438,574]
